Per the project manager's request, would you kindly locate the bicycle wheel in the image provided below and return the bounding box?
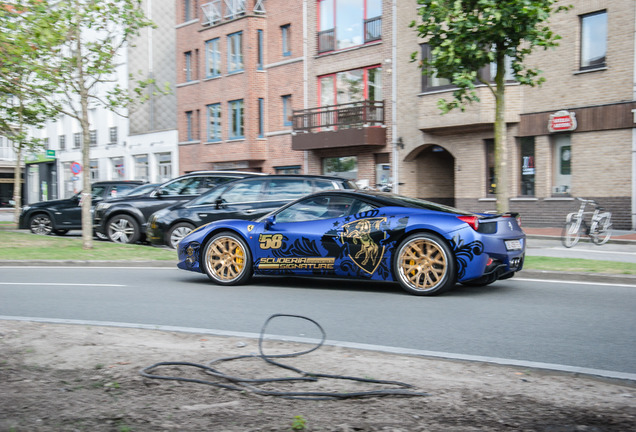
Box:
[561,221,580,248]
[591,214,612,245]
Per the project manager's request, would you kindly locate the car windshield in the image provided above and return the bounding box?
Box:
[120,184,156,197]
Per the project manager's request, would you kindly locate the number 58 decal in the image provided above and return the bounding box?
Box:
[259,233,284,249]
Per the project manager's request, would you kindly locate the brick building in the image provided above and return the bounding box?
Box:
[176,0,305,174]
[396,0,635,230]
[177,0,634,230]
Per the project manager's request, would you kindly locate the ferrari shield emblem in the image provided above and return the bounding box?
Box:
[340,217,387,274]
[247,225,254,232]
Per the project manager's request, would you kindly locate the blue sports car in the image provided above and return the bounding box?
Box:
[177,190,525,296]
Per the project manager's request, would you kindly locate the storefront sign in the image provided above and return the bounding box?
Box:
[548,110,577,133]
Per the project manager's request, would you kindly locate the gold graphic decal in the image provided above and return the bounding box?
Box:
[258,257,335,270]
[259,233,284,249]
[341,217,386,274]
[247,225,254,232]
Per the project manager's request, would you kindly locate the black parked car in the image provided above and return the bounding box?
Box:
[146,174,358,248]
[93,171,260,244]
[19,180,145,235]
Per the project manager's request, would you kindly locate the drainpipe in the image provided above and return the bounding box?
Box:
[303,0,309,174]
[632,1,636,230]
[391,0,398,194]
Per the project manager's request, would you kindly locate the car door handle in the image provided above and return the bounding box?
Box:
[245,209,258,214]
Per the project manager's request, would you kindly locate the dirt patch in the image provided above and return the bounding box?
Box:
[1,320,635,431]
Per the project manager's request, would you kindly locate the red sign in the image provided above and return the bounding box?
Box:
[548,110,577,133]
[70,162,82,174]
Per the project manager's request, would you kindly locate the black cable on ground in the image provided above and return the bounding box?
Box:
[140,314,429,400]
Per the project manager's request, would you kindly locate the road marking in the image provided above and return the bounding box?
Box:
[514,278,636,287]
[2,316,635,382]
[0,282,126,287]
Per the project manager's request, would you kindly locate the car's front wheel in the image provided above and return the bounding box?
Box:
[106,214,140,244]
[201,232,252,286]
[167,222,195,249]
[393,232,456,296]
[29,214,53,235]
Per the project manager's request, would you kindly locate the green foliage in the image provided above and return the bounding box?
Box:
[410,0,572,112]
[291,415,307,431]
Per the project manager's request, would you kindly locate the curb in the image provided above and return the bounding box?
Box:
[518,269,636,286]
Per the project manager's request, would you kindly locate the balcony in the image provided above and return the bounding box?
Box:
[291,100,386,151]
[201,0,263,26]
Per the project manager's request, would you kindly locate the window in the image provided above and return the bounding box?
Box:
[282,95,292,126]
[222,180,263,203]
[134,154,149,181]
[486,139,496,195]
[258,98,264,137]
[58,135,66,150]
[109,126,117,145]
[43,137,49,150]
[319,66,382,106]
[580,10,607,70]
[184,0,193,21]
[317,0,382,53]
[257,30,264,70]
[73,132,81,149]
[112,157,124,179]
[89,159,98,181]
[157,152,172,182]
[185,111,194,141]
[420,43,514,91]
[206,103,222,142]
[322,156,357,179]
[520,137,535,196]
[184,51,193,81]
[281,24,291,56]
[228,99,244,139]
[205,38,221,78]
[227,31,243,73]
[553,134,571,195]
[275,165,300,174]
[89,129,97,147]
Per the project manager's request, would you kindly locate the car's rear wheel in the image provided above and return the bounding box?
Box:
[394,232,456,296]
[29,214,53,235]
[106,214,140,244]
[167,222,195,249]
[201,232,252,286]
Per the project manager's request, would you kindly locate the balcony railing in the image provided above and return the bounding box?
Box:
[364,16,381,42]
[292,100,385,133]
[201,0,260,26]
[317,28,335,53]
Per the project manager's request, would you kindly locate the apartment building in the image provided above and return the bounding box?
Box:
[396,0,635,230]
[24,0,177,204]
[176,0,305,174]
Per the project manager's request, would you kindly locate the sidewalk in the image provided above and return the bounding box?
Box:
[523,226,636,242]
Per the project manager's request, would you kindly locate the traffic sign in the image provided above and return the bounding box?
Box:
[71,162,82,174]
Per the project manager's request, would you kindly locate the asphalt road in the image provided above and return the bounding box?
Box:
[1,266,635,378]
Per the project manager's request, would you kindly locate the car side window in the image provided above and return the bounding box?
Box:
[189,184,230,206]
[275,196,362,223]
[158,178,191,196]
[221,180,263,203]
[91,185,106,200]
[313,180,337,192]
[263,179,312,200]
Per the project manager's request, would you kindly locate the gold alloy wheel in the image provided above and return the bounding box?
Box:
[205,235,246,282]
[398,238,447,291]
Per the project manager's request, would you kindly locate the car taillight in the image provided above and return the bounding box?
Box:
[458,215,479,231]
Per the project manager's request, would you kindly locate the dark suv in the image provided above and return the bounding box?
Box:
[146,174,358,248]
[93,171,259,244]
[19,180,145,235]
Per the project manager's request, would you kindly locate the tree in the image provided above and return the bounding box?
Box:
[4,0,157,249]
[410,0,570,213]
[0,0,64,225]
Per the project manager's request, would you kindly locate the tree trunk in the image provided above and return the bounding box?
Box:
[76,27,93,250]
[12,145,23,225]
[494,50,509,214]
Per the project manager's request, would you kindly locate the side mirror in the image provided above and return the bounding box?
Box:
[215,197,224,209]
[263,216,275,230]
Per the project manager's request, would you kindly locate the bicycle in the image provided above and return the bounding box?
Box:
[561,197,613,248]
